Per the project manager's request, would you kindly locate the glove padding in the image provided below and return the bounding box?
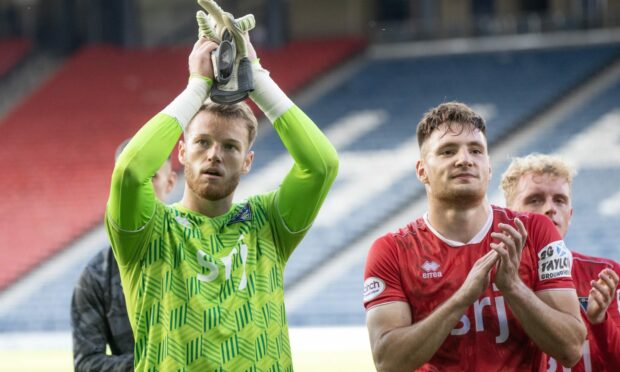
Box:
[196,0,256,104]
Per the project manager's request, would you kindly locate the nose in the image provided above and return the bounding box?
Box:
[207,143,223,162]
[543,199,557,217]
[455,148,473,168]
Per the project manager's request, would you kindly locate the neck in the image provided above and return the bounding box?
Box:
[180,185,233,218]
[426,196,491,243]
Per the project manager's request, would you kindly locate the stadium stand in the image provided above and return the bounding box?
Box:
[288,47,620,326]
[0,37,365,294]
[281,43,620,287]
[1,41,619,332]
[0,37,365,331]
[0,38,30,78]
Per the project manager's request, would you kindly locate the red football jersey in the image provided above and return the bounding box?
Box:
[364,206,575,371]
[542,252,620,372]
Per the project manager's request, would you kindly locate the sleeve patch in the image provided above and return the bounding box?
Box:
[363,277,386,303]
[538,240,572,281]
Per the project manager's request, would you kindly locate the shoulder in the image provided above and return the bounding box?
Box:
[240,192,275,215]
[75,247,113,296]
[246,192,274,208]
[491,205,538,226]
[372,218,426,252]
[81,248,111,277]
[573,251,620,272]
[493,205,559,238]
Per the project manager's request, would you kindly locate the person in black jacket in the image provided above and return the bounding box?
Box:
[71,140,177,371]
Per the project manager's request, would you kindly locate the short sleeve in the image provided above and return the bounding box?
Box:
[527,214,575,292]
[363,235,407,310]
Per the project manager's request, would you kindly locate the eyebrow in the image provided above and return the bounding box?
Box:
[193,134,242,144]
[437,140,486,149]
[222,138,243,146]
[523,191,544,199]
[524,191,569,200]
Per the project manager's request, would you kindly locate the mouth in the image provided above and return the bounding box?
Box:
[202,168,223,178]
[452,173,476,180]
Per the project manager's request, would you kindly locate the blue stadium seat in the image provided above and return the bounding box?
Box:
[1,42,619,332]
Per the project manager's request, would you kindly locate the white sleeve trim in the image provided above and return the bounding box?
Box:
[161,77,210,130]
[535,288,578,293]
[365,300,408,311]
[249,66,293,123]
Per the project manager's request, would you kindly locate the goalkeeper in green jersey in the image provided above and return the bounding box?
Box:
[105,5,338,372]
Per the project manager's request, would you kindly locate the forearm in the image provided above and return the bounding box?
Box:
[73,324,133,372]
[274,107,338,231]
[373,296,468,371]
[503,284,586,367]
[107,77,209,231]
[75,352,133,372]
[251,65,338,232]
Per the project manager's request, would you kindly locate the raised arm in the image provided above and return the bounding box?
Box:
[106,38,217,265]
[271,105,338,233]
[366,249,498,371]
[248,49,338,257]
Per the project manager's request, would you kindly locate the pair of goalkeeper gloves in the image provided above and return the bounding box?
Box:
[196,0,257,104]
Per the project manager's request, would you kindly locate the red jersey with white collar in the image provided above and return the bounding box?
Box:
[364,206,575,371]
[542,252,620,372]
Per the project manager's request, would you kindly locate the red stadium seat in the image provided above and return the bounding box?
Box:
[0,37,366,290]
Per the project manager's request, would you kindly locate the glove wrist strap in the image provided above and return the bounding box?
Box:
[250,67,293,123]
[162,76,212,130]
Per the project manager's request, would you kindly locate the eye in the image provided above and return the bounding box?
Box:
[527,197,541,205]
[223,142,240,152]
[471,148,483,155]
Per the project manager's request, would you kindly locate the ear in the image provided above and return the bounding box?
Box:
[416,159,428,184]
[178,140,186,166]
[166,171,178,194]
[241,150,254,175]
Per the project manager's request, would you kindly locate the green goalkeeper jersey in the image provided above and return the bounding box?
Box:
[106,106,337,371]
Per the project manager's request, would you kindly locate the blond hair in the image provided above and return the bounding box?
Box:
[187,100,258,149]
[500,153,577,204]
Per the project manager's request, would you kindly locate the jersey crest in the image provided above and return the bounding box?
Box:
[227,203,253,225]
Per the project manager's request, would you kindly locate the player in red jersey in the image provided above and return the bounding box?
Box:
[364,102,586,371]
[501,153,620,372]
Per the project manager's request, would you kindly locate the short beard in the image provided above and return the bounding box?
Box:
[436,187,486,209]
[184,165,240,201]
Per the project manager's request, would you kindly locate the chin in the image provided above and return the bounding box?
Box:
[440,189,486,206]
[196,180,239,201]
[202,189,233,201]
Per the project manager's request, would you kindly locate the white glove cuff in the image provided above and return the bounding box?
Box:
[250,66,293,123]
[162,76,212,130]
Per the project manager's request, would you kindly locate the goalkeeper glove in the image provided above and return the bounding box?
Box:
[196,0,256,104]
